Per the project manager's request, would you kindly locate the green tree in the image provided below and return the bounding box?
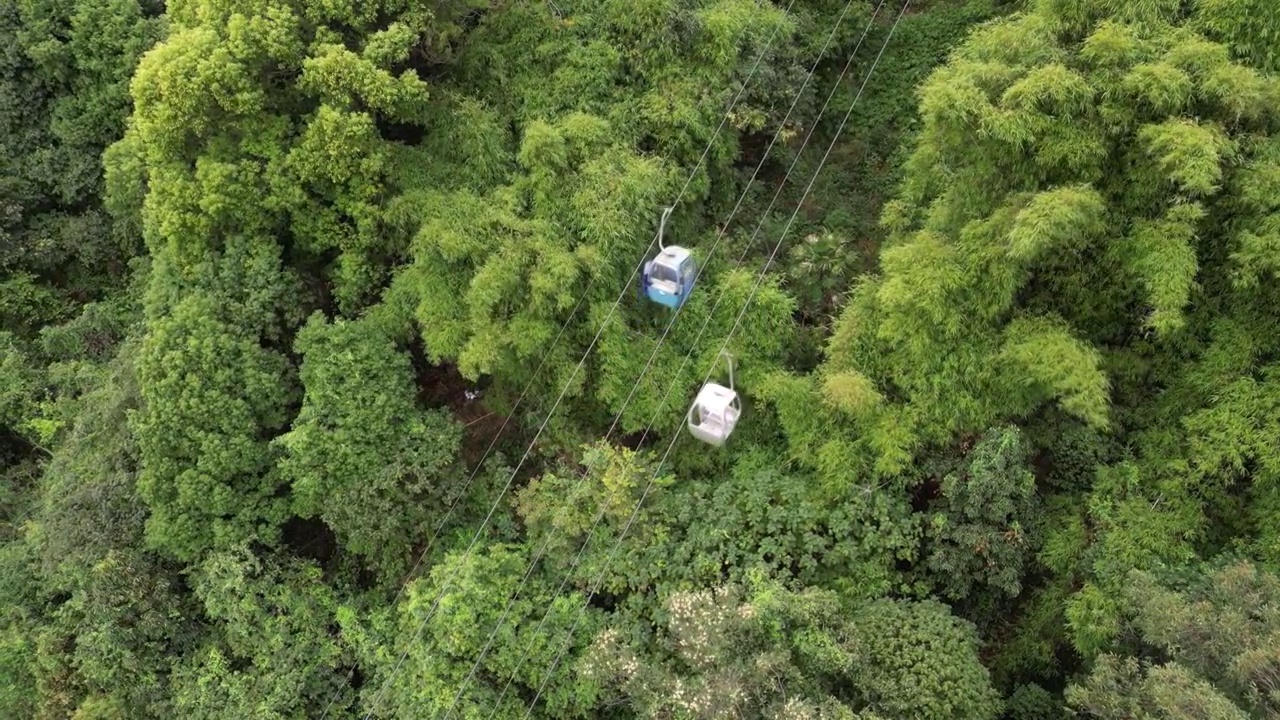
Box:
[848,598,1003,720]
[585,582,863,718]
[1005,683,1068,720]
[0,0,161,332]
[0,332,43,448]
[1065,656,1250,720]
[169,544,346,719]
[31,0,1280,717]
[114,0,486,565]
[1111,561,1279,717]
[518,441,917,609]
[276,313,465,581]
[6,339,200,718]
[358,543,602,719]
[586,582,1002,720]
[131,293,294,561]
[766,0,1280,484]
[0,533,41,719]
[1058,560,1280,719]
[385,0,828,436]
[765,0,1280,687]
[921,426,1041,601]
[53,549,195,718]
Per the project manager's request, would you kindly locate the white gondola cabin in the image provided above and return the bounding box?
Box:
[686,351,741,447]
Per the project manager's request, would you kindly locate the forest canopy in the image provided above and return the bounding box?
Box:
[4,0,1280,718]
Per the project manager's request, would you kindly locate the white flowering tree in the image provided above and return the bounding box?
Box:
[582,580,1000,720]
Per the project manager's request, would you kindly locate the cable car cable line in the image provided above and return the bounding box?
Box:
[315,291,589,719]
[320,2,761,711]
[507,4,911,717]
[437,0,871,713]
[353,2,795,715]
[483,0,896,708]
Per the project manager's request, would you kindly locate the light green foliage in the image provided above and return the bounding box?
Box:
[1227,136,1280,290]
[1194,0,1280,72]
[585,583,1000,720]
[270,104,395,306]
[1065,581,1124,658]
[170,544,345,718]
[1065,656,1250,719]
[998,315,1110,429]
[405,111,676,383]
[772,0,1280,488]
[387,0,815,428]
[366,543,602,719]
[131,293,293,561]
[1121,203,1204,334]
[1002,184,1106,263]
[300,40,431,120]
[277,313,464,581]
[517,443,915,608]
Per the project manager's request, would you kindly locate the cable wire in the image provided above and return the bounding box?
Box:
[355,2,787,716]
[440,0,880,712]
[437,0,866,713]
[512,3,911,716]
[476,0,892,707]
[315,276,589,719]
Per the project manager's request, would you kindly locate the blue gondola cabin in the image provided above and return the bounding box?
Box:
[641,246,696,309]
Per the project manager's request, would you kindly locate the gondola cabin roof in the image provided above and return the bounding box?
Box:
[652,245,693,268]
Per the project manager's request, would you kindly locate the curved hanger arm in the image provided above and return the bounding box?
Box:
[658,205,674,251]
[720,349,734,391]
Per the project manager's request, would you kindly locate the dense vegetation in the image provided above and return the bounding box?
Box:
[3,0,1280,717]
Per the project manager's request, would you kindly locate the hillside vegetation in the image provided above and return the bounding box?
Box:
[3,0,1280,718]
